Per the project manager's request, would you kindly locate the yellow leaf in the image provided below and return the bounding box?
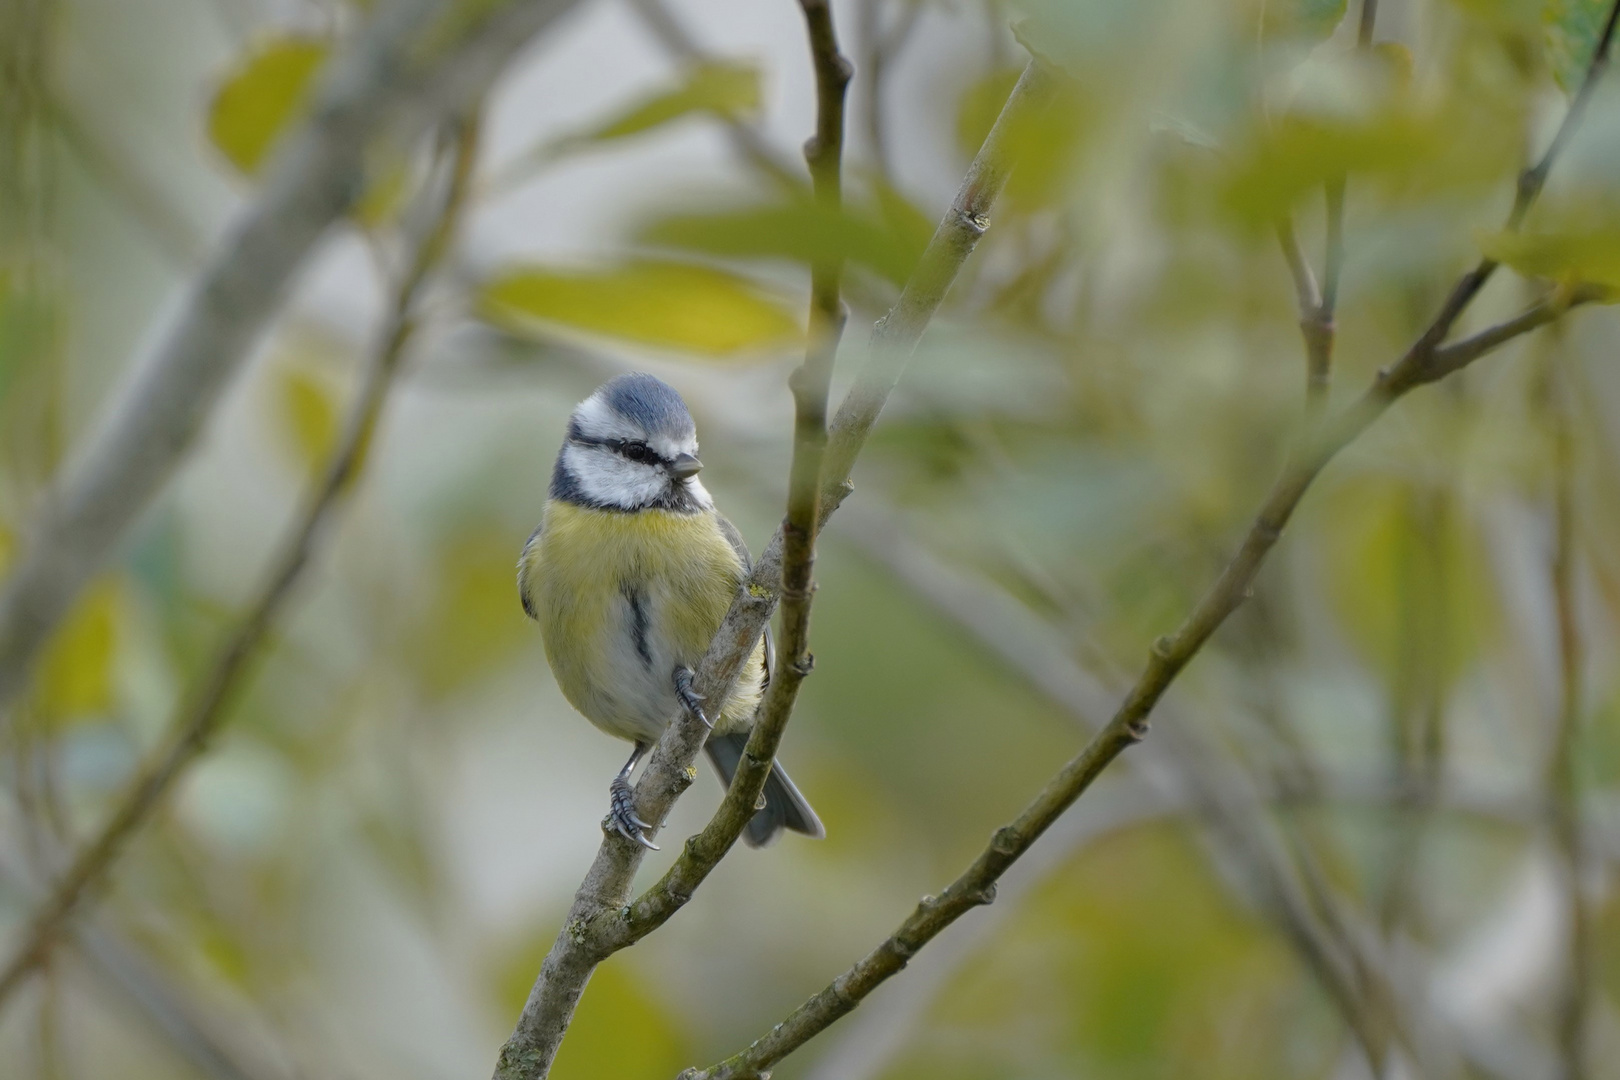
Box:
[36,578,122,721]
[207,35,330,176]
[1479,226,1620,291]
[586,62,760,142]
[479,260,799,357]
[275,362,341,472]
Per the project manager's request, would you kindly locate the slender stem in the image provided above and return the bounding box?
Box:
[488,53,1049,1080]
[0,117,482,1013]
[676,25,1620,1061]
[1549,351,1590,1080]
[1305,0,1377,412]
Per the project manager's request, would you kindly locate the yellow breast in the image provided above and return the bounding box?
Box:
[521,501,764,739]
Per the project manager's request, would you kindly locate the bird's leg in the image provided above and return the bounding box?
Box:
[673,666,710,729]
[605,741,657,850]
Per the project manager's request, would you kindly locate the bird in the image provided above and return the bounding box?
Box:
[518,372,824,849]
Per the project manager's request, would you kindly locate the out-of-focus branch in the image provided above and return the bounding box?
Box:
[1548,352,1591,1080]
[1295,0,1376,412]
[490,54,1050,1080]
[0,117,483,1013]
[0,0,584,731]
[856,0,924,179]
[677,23,1620,1065]
[622,0,805,189]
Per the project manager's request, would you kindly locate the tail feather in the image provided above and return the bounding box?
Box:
[703,732,825,848]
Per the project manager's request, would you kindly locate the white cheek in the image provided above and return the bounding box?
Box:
[564,444,667,508]
[682,477,714,510]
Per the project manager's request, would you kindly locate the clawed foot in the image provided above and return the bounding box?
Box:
[673,666,710,729]
[606,773,657,850]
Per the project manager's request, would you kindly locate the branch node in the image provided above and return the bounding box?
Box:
[1125,718,1151,743]
[990,826,1020,856]
[957,208,990,236]
[1150,634,1176,661]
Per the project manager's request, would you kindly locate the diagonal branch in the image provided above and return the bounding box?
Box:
[0,117,483,1014]
[0,0,585,733]
[677,11,1620,1067]
[488,55,1051,1080]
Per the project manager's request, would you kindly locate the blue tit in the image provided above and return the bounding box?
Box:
[518,373,824,849]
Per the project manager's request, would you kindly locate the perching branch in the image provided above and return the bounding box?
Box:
[0,0,584,733]
[677,15,1620,1071]
[489,53,1050,1080]
[0,117,483,1013]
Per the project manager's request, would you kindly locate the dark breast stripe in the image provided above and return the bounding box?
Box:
[623,584,653,669]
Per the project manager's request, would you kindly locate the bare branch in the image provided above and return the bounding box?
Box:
[489,52,1051,1080]
[0,117,483,1013]
[0,0,584,731]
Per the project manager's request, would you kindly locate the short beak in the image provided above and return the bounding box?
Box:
[670,453,703,480]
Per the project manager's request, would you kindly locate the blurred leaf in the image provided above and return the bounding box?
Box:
[207,34,329,176]
[1544,0,1612,92]
[274,361,342,471]
[1479,224,1620,290]
[956,66,1024,160]
[35,578,122,722]
[1445,0,1542,32]
[479,260,799,356]
[1321,478,1500,687]
[0,271,58,412]
[412,529,529,696]
[1262,0,1350,44]
[1221,92,1519,224]
[584,61,760,142]
[642,196,928,285]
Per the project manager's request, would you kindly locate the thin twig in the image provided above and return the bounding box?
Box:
[489,55,1049,1080]
[1548,348,1591,1080]
[0,0,584,733]
[1301,0,1378,412]
[677,17,1620,1067]
[0,117,482,1013]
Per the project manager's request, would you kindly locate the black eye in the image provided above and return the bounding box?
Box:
[622,442,652,462]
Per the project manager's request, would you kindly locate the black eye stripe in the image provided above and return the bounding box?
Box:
[570,431,669,466]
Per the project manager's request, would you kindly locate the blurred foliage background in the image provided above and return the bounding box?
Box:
[0,0,1619,1077]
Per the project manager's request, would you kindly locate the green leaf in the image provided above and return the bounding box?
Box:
[1479,226,1620,291]
[1268,0,1350,43]
[1544,0,1612,92]
[585,61,760,143]
[207,35,330,176]
[640,189,933,285]
[274,363,341,472]
[35,578,123,723]
[479,260,799,356]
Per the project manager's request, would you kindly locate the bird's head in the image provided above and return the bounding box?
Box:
[551,373,710,512]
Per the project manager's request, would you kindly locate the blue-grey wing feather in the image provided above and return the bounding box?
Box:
[715,513,773,689]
